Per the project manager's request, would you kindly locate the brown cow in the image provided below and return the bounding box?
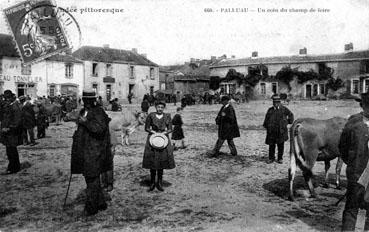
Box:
[288,117,346,201]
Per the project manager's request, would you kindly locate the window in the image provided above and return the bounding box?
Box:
[318,63,326,75]
[360,60,369,74]
[130,66,135,78]
[65,63,73,78]
[272,82,278,94]
[319,84,325,95]
[92,84,98,93]
[150,86,154,95]
[92,63,98,76]
[150,67,155,79]
[17,84,26,97]
[106,63,112,76]
[313,84,318,96]
[49,85,56,97]
[260,83,266,95]
[352,80,359,94]
[365,80,369,93]
[21,64,31,75]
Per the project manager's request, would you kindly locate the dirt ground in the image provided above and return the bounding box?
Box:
[0,100,367,232]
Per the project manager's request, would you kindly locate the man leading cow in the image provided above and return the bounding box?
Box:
[339,92,369,231]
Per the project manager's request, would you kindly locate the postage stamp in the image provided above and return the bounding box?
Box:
[3,0,73,64]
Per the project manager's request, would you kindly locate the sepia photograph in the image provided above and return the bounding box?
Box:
[0,0,369,231]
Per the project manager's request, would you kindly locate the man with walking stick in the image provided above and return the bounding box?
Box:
[69,90,112,216]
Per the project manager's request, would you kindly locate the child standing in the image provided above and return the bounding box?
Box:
[172,107,186,149]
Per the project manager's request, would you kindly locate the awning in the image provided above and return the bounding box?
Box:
[103,76,115,83]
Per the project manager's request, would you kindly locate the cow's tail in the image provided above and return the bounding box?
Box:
[290,121,313,177]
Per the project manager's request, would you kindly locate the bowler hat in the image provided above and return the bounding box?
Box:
[3,90,12,98]
[220,95,230,102]
[82,90,96,99]
[271,94,281,102]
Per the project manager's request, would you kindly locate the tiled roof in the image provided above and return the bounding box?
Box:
[0,34,19,58]
[73,46,158,66]
[45,54,83,63]
[211,50,369,68]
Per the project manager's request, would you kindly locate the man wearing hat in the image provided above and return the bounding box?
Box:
[1,90,23,174]
[339,92,369,231]
[70,89,112,216]
[210,95,240,157]
[263,94,294,164]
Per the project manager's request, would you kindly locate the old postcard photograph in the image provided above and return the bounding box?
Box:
[0,0,368,231]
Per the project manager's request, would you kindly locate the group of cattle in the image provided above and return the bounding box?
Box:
[58,103,349,201]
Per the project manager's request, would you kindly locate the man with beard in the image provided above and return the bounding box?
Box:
[71,90,112,216]
[1,90,23,174]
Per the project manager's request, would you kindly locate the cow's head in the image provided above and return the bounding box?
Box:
[63,109,80,122]
[134,111,147,125]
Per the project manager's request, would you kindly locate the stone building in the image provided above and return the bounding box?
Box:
[210,45,369,99]
[73,45,159,103]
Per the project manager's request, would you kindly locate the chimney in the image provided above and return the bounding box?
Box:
[344,43,353,52]
[103,44,109,49]
[141,53,147,58]
[299,47,307,55]
[132,48,138,53]
[251,51,258,58]
[231,55,236,59]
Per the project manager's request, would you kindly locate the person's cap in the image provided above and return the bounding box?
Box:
[82,89,96,99]
[155,100,166,107]
[220,95,230,102]
[271,94,281,102]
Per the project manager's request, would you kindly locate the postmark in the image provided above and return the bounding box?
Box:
[3,0,82,65]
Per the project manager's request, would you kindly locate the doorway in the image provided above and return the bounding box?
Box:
[306,84,312,98]
[106,84,111,101]
[129,84,135,95]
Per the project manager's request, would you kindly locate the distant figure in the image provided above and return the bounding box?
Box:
[128,92,133,104]
[111,98,119,112]
[97,96,104,107]
[141,95,150,114]
[21,96,38,146]
[210,95,240,157]
[36,101,48,138]
[263,94,294,164]
[172,107,186,150]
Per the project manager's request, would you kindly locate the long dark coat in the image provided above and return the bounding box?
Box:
[263,105,294,145]
[70,106,112,178]
[36,104,48,129]
[142,112,175,170]
[172,113,184,140]
[215,104,240,140]
[22,102,36,129]
[1,100,23,147]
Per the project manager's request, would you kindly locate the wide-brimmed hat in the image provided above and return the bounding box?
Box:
[149,133,169,150]
[271,94,281,102]
[82,90,96,99]
[3,90,13,98]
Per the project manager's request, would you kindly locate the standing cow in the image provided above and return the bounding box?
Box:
[288,117,346,201]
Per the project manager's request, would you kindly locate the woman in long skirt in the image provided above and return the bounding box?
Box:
[142,101,175,192]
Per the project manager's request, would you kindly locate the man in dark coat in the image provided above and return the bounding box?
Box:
[339,92,369,231]
[210,95,240,157]
[1,90,23,174]
[21,96,38,146]
[111,98,119,112]
[141,95,150,114]
[71,90,112,216]
[263,95,294,164]
[36,101,48,138]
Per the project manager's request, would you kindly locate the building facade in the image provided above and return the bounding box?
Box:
[0,34,83,97]
[73,46,159,103]
[210,46,369,99]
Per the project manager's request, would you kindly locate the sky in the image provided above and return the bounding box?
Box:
[1,0,369,65]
